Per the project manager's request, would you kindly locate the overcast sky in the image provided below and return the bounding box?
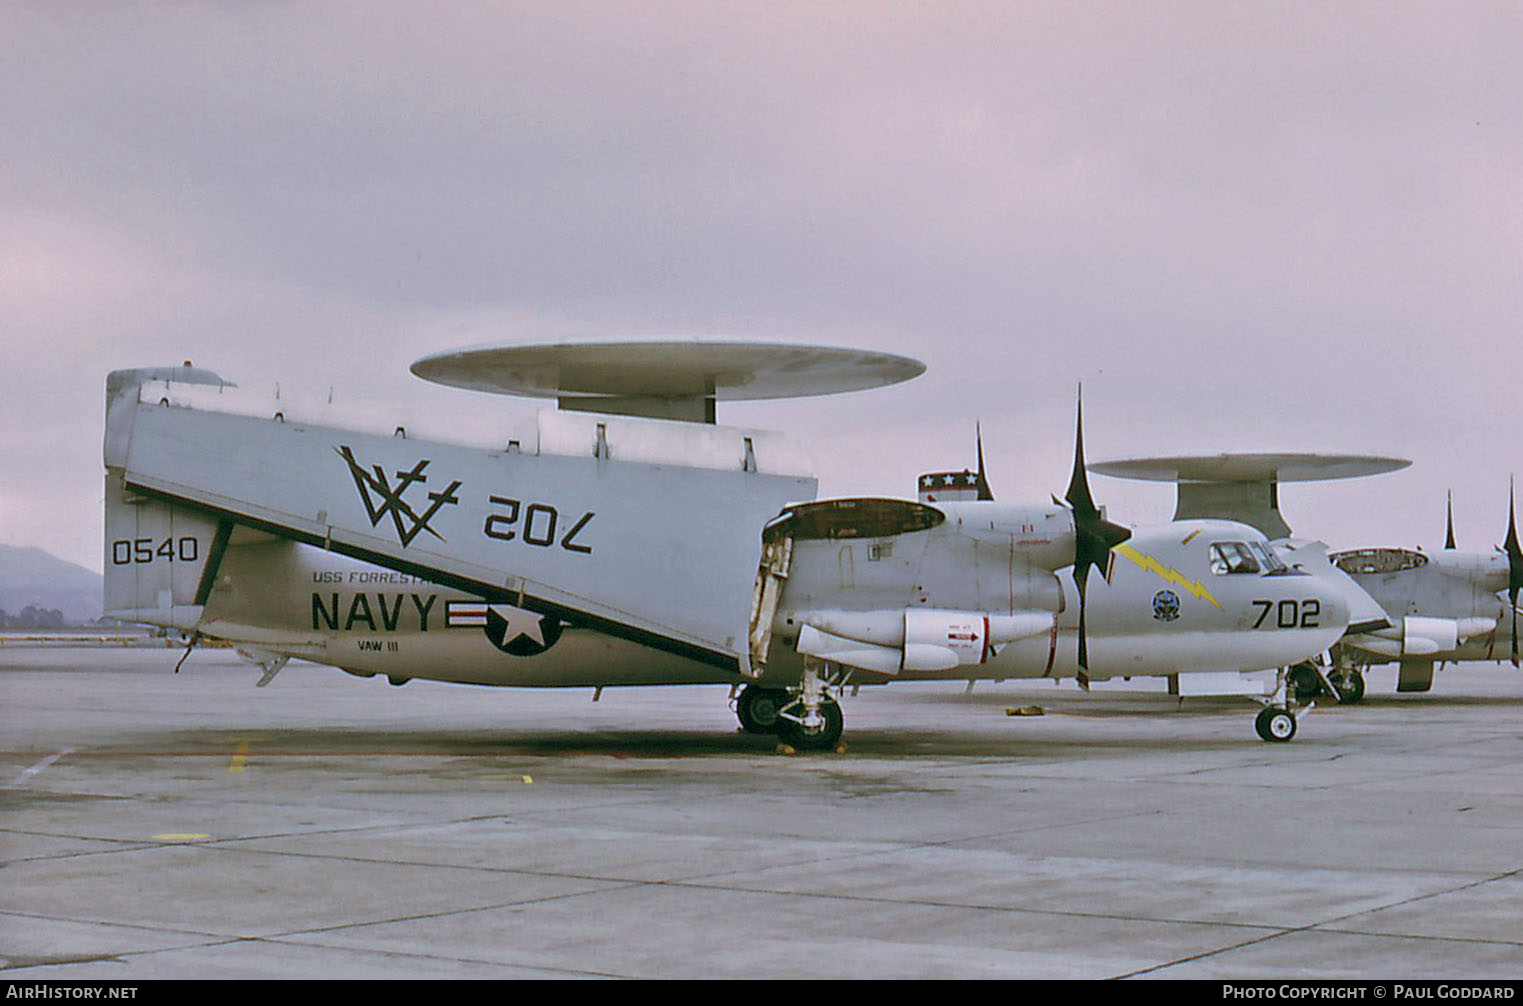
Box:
[3,2,1519,575]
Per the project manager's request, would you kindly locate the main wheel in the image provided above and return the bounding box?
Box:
[777,700,844,751]
[1330,670,1365,705]
[1254,706,1298,743]
[736,686,789,735]
[1288,662,1323,702]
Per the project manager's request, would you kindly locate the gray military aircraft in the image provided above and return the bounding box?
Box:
[1326,487,1520,693]
[1089,454,1522,700]
[103,344,1353,748]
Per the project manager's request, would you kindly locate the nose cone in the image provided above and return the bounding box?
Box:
[1274,575,1352,669]
[1321,586,1352,637]
[1264,582,1350,673]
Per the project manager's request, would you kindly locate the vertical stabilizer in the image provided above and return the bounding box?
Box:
[103,365,231,629]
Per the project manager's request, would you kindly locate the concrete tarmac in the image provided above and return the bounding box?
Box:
[2,646,1520,980]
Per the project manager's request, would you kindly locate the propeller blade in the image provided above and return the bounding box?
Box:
[1062,388,1131,674]
[1066,389,1097,518]
[1504,477,1520,666]
[1445,490,1456,550]
[1074,561,1092,690]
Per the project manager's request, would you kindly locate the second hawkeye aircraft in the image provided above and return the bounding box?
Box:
[1090,453,1521,701]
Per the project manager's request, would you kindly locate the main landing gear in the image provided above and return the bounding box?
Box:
[733,659,848,751]
[1254,664,1316,742]
[1287,659,1364,705]
[735,685,790,735]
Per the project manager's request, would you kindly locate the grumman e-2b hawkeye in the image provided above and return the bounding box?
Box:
[1091,454,1522,701]
[104,341,1351,747]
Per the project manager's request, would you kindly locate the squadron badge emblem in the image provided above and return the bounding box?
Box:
[1152,589,1182,622]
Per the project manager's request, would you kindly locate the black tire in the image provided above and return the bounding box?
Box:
[1255,706,1298,743]
[1331,671,1365,705]
[777,700,844,751]
[736,686,789,734]
[1288,663,1323,702]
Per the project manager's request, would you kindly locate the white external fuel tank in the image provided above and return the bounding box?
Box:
[797,608,1054,674]
[1349,615,1496,658]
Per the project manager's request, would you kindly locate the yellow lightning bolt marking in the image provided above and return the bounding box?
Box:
[1112,543,1222,610]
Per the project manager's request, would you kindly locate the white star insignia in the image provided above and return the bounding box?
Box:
[491,605,546,645]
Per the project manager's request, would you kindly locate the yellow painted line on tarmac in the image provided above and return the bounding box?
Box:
[152,833,211,843]
[228,739,253,773]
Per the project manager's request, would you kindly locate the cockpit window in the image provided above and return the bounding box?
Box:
[1209,542,1261,575]
[1330,548,1429,575]
[1247,541,1288,574]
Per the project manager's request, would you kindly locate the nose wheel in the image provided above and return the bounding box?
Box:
[1255,665,1314,742]
[1254,705,1298,742]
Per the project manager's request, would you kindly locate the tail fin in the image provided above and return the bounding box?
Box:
[103,365,232,630]
[915,424,995,503]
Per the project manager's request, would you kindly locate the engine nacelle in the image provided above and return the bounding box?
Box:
[798,608,1054,674]
[1348,615,1495,658]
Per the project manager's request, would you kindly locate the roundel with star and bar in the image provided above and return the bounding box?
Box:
[446,601,563,656]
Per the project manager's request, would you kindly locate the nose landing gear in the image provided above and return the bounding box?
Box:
[1254,704,1298,742]
[1255,664,1317,742]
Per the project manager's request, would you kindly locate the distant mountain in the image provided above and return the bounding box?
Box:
[0,545,103,623]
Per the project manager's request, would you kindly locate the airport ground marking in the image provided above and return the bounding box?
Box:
[228,738,257,773]
[4,747,74,789]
